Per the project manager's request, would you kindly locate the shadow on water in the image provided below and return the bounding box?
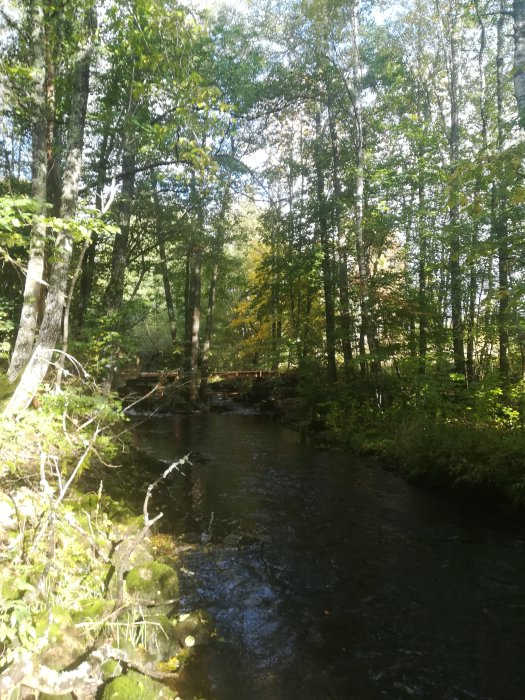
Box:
[132,412,525,700]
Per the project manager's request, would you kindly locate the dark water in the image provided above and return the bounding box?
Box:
[134,412,525,700]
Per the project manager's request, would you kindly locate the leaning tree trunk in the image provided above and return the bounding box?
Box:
[4,8,93,415]
[7,0,48,383]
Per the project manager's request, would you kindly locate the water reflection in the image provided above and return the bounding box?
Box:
[135,413,525,700]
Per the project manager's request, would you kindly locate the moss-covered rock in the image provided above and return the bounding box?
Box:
[101,670,176,699]
[125,562,179,607]
[40,693,74,700]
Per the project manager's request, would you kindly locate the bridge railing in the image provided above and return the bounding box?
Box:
[117,368,281,382]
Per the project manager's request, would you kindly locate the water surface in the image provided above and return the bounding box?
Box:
[135,412,525,700]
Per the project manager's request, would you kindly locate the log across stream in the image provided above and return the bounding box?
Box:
[133,410,525,700]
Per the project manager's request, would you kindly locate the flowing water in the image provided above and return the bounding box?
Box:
[133,411,525,700]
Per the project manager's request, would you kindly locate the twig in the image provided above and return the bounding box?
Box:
[56,427,101,506]
[143,457,188,528]
[122,383,162,415]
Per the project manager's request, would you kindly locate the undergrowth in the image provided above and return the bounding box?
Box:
[0,374,201,699]
[300,368,525,509]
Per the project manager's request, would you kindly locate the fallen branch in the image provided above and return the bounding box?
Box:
[112,456,189,609]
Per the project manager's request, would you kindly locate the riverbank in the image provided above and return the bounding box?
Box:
[0,384,210,699]
[230,370,525,515]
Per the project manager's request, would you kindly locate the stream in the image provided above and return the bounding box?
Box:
[133,411,525,700]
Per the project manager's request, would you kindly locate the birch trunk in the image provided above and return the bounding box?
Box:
[351,0,378,375]
[4,8,94,415]
[513,0,525,127]
[7,0,48,383]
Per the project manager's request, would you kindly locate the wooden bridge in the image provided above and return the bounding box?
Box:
[117,368,280,384]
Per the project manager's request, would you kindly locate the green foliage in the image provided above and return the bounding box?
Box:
[102,670,176,700]
[303,368,525,508]
[0,379,125,477]
[0,301,14,360]
[125,562,179,606]
[0,405,196,697]
[0,195,38,260]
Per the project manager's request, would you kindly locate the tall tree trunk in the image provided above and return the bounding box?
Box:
[158,236,177,346]
[447,6,466,375]
[5,7,94,414]
[417,154,428,372]
[151,179,177,347]
[184,176,204,402]
[199,178,231,398]
[184,245,201,403]
[513,0,525,127]
[351,0,377,375]
[328,99,352,375]
[496,2,510,379]
[199,262,218,402]
[467,0,490,382]
[7,0,48,383]
[78,132,113,327]
[103,149,135,314]
[314,110,337,382]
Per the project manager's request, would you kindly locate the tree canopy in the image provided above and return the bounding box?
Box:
[1,0,525,407]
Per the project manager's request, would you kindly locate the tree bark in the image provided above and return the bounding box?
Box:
[4,6,94,415]
[314,110,337,382]
[199,261,218,402]
[447,4,466,375]
[513,0,525,127]
[328,99,353,375]
[151,181,177,347]
[496,2,510,379]
[184,245,201,402]
[7,0,48,383]
[159,235,177,345]
[78,132,113,327]
[351,0,378,375]
[103,150,135,314]
[199,179,231,399]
